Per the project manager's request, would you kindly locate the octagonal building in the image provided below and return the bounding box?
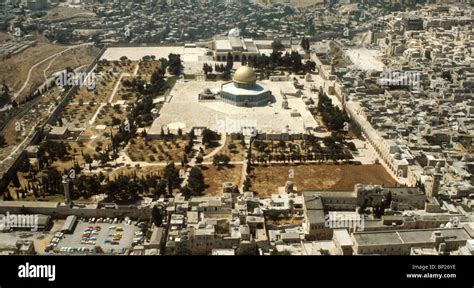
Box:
[220,66,272,107]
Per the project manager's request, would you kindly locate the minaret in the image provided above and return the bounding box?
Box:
[62,175,71,205]
[428,163,443,197]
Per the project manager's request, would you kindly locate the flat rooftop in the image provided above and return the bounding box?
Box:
[0,201,59,208]
[212,249,235,255]
[353,228,472,247]
[0,231,46,248]
[215,39,232,51]
[334,229,353,246]
[100,46,229,75]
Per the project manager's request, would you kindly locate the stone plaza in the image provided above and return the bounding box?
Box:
[148,69,318,138]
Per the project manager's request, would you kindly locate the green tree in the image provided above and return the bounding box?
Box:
[384,191,393,208]
[441,70,452,82]
[163,162,180,193]
[358,198,368,214]
[303,60,316,73]
[235,242,259,255]
[212,154,230,168]
[11,172,21,188]
[202,63,213,75]
[159,57,169,71]
[290,51,303,73]
[168,53,184,76]
[300,37,310,51]
[243,177,250,191]
[187,167,205,195]
[270,249,291,256]
[152,205,163,227]
[149,67,167,94]
[201,129,218,147]
[222,69,231,80]
[196,156,203,165]
[226,52,234,71]
[83,154,93,170]
[271,40,284,52]
[307,19,316,35]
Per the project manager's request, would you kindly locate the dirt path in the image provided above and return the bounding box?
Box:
[14,42,94,100]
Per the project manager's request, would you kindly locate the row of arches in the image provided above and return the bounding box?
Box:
[215,54,259,62]
[348,107,401,177]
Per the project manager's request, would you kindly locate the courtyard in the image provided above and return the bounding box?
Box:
[101,46,242,75]
[148,79,318,136]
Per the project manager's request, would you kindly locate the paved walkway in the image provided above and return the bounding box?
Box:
[88,103,106,125]
[203,133,226,160]
[108,73,124,103]
[180,137,204,188]
[239,136,251,192]
[85,136,245,174]
[88,61,139,127]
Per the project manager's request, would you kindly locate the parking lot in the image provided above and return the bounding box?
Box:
[55,218,145,254]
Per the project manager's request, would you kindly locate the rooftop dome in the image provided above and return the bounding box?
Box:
[228,28,240,37]
[233,66,256,84]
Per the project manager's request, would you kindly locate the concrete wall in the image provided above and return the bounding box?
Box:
[0,46,107,193]
[0,203,151,220]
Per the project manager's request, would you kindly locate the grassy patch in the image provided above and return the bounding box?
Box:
[166,75,179,89]
[250,163,398,198]
[461,204,472,212]
[201,164,242,196]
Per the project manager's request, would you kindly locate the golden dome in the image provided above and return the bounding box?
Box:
[233,66,256,84]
